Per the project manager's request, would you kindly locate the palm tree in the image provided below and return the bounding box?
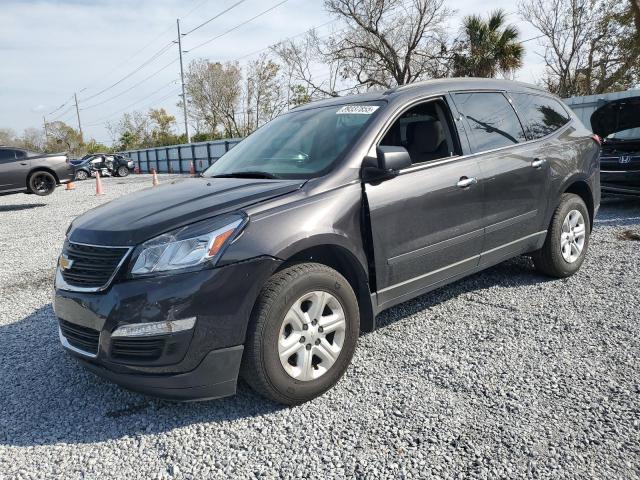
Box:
[453,10,524,78]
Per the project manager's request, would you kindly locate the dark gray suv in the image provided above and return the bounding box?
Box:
[54,78,600,404]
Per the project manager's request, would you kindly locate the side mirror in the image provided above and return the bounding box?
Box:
[376,146,412,172]
[362,146,412,182]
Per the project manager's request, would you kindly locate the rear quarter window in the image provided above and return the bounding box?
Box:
[509,93,571,140]
[453,92,527,152]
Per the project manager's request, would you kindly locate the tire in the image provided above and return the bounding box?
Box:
[28,171,57,196]
[532,193,590,278]
[116,166,129,177]
[75,170,89,181]
[241,263,360,405]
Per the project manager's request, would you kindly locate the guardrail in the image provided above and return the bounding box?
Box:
[120,138,242,174]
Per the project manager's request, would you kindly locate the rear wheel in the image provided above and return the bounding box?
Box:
[116,166,129,177]
[28,171,56,196]
[532,193,590,278]
[241,263,360,405]
[75,169,89,181]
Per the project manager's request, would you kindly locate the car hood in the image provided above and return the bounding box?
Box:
[590,96,640,138]
[69,177,305,246]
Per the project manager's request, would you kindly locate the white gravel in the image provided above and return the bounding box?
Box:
[0,176,639,479]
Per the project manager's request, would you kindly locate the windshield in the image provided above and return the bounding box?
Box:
[202,102,384,179]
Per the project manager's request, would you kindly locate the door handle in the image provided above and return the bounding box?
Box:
[531,158,546,169]
[20,162,27,165]
[456,176,478,188]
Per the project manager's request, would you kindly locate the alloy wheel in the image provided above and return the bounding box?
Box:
[32,174,55,194]
[278,290,346,381]
[561,209,586,263]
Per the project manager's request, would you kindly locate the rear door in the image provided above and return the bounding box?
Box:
[364,96,484,309]
[0,149,29,191]
[451,91,550,267]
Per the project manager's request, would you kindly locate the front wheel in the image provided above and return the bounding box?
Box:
[532,193,590,278]
[28,171,57,196]
[241,263,360,405]
[116,166,129,177]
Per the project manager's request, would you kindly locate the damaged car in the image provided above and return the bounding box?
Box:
[591,97,640,196]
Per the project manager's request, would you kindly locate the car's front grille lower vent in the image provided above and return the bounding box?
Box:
[59,319,100,355]
[60,242,130,289]
[111,337,166,362]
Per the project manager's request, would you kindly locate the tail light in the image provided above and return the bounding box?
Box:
[591,134,602,146]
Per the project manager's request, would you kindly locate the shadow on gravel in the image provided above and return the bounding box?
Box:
[0,204,45,212]
[0,304,282,447]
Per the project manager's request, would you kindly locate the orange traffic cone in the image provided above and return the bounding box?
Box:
[95,171,104,196]
[152,169,159,187]
[189,161,196,177]
[65,181,75,191]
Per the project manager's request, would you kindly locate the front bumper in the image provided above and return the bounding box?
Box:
[601,170,640,196]
[54,256,280,400]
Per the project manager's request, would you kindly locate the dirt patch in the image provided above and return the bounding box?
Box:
[616,229,640,241]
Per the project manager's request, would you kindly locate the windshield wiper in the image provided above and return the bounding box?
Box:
[209,171,281,179]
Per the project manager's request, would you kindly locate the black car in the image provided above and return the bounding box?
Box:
[54,78,600,405]
[74,154,134,180]
[0,147,73,196]
[591,96,640,196]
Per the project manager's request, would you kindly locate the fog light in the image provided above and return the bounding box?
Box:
[111,317,196,338]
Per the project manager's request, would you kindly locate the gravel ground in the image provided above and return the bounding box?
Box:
[0,175,639,479]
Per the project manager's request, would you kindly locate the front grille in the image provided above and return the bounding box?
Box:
[60,242,130,289]
[600,156,640,172]
[111,337,167,362]
[59,319,100,355]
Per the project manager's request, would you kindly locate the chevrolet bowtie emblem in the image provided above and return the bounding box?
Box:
[58,254,74,271]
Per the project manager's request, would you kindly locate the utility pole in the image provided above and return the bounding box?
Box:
[176,19,191,144]
[42,116,48,140]
[74,92,84,143]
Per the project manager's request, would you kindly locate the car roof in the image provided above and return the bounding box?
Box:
[295,78,551,111]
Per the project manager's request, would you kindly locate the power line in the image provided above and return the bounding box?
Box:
[79,41,175,103]
[186,0,290,53]
[48,95,74,116]
[85,81,179,126]
[182,0,248,36]
[81,58,179,110]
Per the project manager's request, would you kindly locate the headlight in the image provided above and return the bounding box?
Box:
[130,215,245,276]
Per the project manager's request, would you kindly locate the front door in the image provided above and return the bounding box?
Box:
[364,97,484,309]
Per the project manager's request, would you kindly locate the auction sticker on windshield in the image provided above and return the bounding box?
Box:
[336,105,380,115]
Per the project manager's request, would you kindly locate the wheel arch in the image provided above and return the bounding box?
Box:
[26,167,60,189]
[562,179,595,230]
[275,243,376,334]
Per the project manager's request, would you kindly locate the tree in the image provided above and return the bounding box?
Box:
[519,0,640,97]
[149,108,179,145]
[184,60,243,138]
[245,55,288,133]
[322,0,453,88]
[106,111,152,150]
[0,128,17,146]
[272,30,344,98]
[44,121,83,154]
[453,10,524,78]
[20,127,47,152]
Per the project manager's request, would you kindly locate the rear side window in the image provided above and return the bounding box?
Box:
[510,93,571,140]
[454,92,526,152]
[0,149,16,162]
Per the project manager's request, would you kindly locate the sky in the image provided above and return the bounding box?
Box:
[1,0,546,146]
